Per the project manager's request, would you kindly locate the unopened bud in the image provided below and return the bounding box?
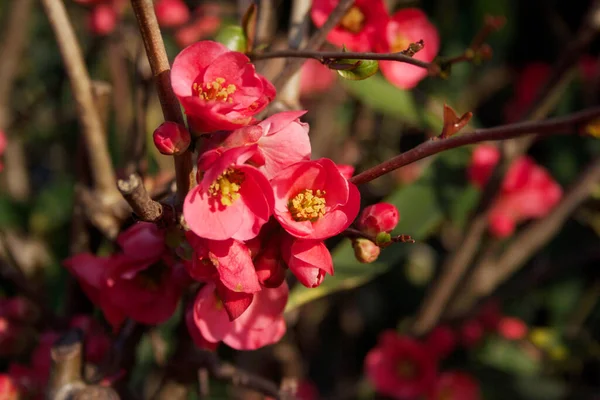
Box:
[352,238,380,263]
[357,203,399,236]
[87,5,117,36]
[215,25,248,53]
[153,122,191,155]
[332,58,379,81]
[255,250,286,288]
[155,0,190,28]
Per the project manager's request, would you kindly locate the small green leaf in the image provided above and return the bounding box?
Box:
[478,338,541,376]
[334,59,379,81]
[215,25,247,53]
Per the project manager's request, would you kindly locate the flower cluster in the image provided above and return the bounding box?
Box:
[311,0,439,89]
[352,202,400,263]
[467,144,562,238]
[365,330,480,399]
[172,41,360,349]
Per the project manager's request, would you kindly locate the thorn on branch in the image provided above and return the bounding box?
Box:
[400,40,425,57]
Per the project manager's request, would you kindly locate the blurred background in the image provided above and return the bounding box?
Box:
[0,0,600,398]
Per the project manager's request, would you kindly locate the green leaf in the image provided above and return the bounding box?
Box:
[478,337,541,376]
[285,148,472,312]
[215,25,247,53]
[335,59,379,81]
[341,74,419,125]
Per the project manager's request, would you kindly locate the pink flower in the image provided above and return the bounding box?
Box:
[69,315,111,364]
[174,12,221,48]
[431,371,481,400]
[425,325,457,360]
[488,157,562,238]
[254,237,287,289]
[189,281,288,350]
[0,130,6,172]
[271,158,361,240]
[171,41,276,133]
[467,144,501,188]
[87,4,118,36]
[282,234,333,288]
[214,111,311,180]
[155,0,190,28]
[365,330,438,399]
[300,59,336,96]
[357,202,400,235]
[0,374,18,400]
[337,164,355,180]
[504,63,551,122]
[311,0,389,52]
[498,317,528,340]
[184,146,274,241]
[153,121,191,155]
[376,9,439,89]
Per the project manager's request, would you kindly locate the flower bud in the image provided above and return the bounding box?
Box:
[332,58,379,81]
[153,122,191,155]
[425,325,457,359]
[87,5,117,36]
[352,238,380,263]
[215,25,248,53]
[357,203,399,236]
[498,317,528,340]
[254,246,286,288]
[155,0,190,28]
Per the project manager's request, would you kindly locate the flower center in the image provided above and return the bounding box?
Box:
[391,34,410,53]
[288,189,327,222]
[396,360,417,379]
[208,168,245,206]
[339,6,365,33]
[192,77,237,103]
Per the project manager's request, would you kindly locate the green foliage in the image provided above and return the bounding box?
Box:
[478,337,541,376]
[215,25,247,53]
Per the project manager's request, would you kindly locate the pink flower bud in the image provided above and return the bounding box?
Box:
[460,319,484,348]
[467,144,500,188]
[352,238,380,263]
[153,121,191,155]
[357,203,399,236]
[87,5,117,36]
[425,325,456,359]
[498,317,528,340]
[155,0,190,28]
[254,244,286,288]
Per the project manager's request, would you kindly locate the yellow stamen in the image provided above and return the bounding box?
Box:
[288,189,327,222]
[208,168,245,206]
[192,77,237,103]
[339,6,366,33]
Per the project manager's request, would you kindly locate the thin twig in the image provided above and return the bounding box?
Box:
[129,0,194,207]
[270,0,354,91]
[117,174,165,223]
[40,0,118,197]
[251,49,431,69]
[350,106,600,186]
[48,329,86,399]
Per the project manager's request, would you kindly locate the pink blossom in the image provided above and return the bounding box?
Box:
[365,330,438,399]
[311,0,389,52]
[254,237,287,288]
[189,282,288,350]
[153,121,191,155]
[213,111,311,179]
[467,144,501,188]
[184,146,274,241]
[431,371,481,400]
[171,41,275,133]
[87,4,118,36]
[155,0,190,28]
[0,130,6,172]
[337,164,355,180]
[271,158,360,240]
[282,234,333,288]
[376,9,439,89]
[0,374,18,400]
[300,59,336,96]
[498,317,528,341]
[174,13,221,48]
[357,202,400,235]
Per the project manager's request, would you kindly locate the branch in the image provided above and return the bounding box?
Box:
[40,0,117,197]
[117,174,167,223]
[129,0,194,207]
[350,106,600,186]
[250,49,431,69]
[270,0,354,91]
[344,227,415,244]
[48,329,86,399]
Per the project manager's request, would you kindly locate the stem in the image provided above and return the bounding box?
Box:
[350,105,600,186]
[250,49,431,69]
[117,173,172,224]
[48,330,86,399]
[40,0,117,197]
[130,0,194,207]
[270,0,354,91]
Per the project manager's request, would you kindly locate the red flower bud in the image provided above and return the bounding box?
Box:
[254,244,287,288]
[87,5,117,36]
[425,325,456,359]
[352,238,380,263]
[460,319,484,348]
[498,317,528,340]
[357,203,399,235]
[155,0,190,28]
[153,121,191,155]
